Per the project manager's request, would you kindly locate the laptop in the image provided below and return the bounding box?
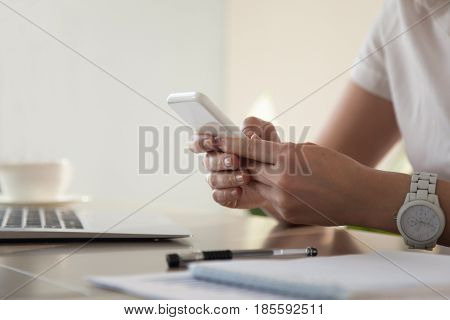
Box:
[0,206,191,240]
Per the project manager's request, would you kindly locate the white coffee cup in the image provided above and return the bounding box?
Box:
[0,159,73,202]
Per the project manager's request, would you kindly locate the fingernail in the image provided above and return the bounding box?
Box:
[224,156,233,167]
[204,138,213,149]
[213,136,222,145]
[231,189,239,197]
[236,174,244,183]
[244,129,255,139]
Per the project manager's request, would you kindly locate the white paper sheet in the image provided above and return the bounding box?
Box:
[89,272,288,299]
[89,251,450,299]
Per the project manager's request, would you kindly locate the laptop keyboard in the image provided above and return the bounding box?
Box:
[5,208,22,228]
[0,207,83,230]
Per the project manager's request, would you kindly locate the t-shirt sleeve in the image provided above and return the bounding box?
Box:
[351,0,394,101]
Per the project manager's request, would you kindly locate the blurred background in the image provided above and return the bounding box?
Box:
[0,0,411,215]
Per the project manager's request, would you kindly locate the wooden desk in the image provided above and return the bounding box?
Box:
[1,211,449,299]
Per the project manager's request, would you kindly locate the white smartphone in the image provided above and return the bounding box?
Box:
[167,92,240,136]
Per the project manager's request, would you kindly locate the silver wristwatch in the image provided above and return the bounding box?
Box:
[396,172,445,250]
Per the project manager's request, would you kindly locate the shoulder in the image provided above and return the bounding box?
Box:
[372,0,402,43]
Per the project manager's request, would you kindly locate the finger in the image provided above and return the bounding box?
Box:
[230,181,274,209]
[206,171,250,189]
[188,134,219,153]
[242,160,274,185]
[203,152,240,171]
[212,188,242,208]
[242,116,281,142]
[216,135,281,164]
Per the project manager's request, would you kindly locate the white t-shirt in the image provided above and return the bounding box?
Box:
[352,0,450,180]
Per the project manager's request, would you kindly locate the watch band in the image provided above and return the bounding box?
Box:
[406,172,439,205]
[404,172,439,250]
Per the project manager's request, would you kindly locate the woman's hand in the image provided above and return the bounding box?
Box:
[213,134,374,226]
[190,117,286,221]
[190,116,408,228]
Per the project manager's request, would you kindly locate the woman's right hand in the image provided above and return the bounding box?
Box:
[189,116,285,220]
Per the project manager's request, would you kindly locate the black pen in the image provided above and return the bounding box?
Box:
[166,247,318,268]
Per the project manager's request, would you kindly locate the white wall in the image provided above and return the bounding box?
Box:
[0,0,225,212]
[0,0,411,217]
[223,0,412,174]
[223,0,383,140]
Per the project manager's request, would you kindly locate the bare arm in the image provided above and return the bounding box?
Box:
[318,81,400,167]
[317,81,450,245]
[361,169,450,246]
[190,80,450,246]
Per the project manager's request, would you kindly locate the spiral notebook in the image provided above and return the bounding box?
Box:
[89,251,450,299]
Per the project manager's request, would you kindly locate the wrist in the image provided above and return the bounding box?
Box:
[349,167,410,232]
[437,179,450,245]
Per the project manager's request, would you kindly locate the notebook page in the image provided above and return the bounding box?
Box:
[89,272,290,300]
[190,251,450,299]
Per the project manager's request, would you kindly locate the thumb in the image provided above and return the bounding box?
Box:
[242,116,281,142]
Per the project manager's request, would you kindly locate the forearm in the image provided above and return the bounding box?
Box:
[341,167,450,246]
[317,82,400,168]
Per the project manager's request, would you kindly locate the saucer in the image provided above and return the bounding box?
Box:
[0,195,90,206]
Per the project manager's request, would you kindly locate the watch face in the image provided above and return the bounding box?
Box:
[400,205,440,242]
